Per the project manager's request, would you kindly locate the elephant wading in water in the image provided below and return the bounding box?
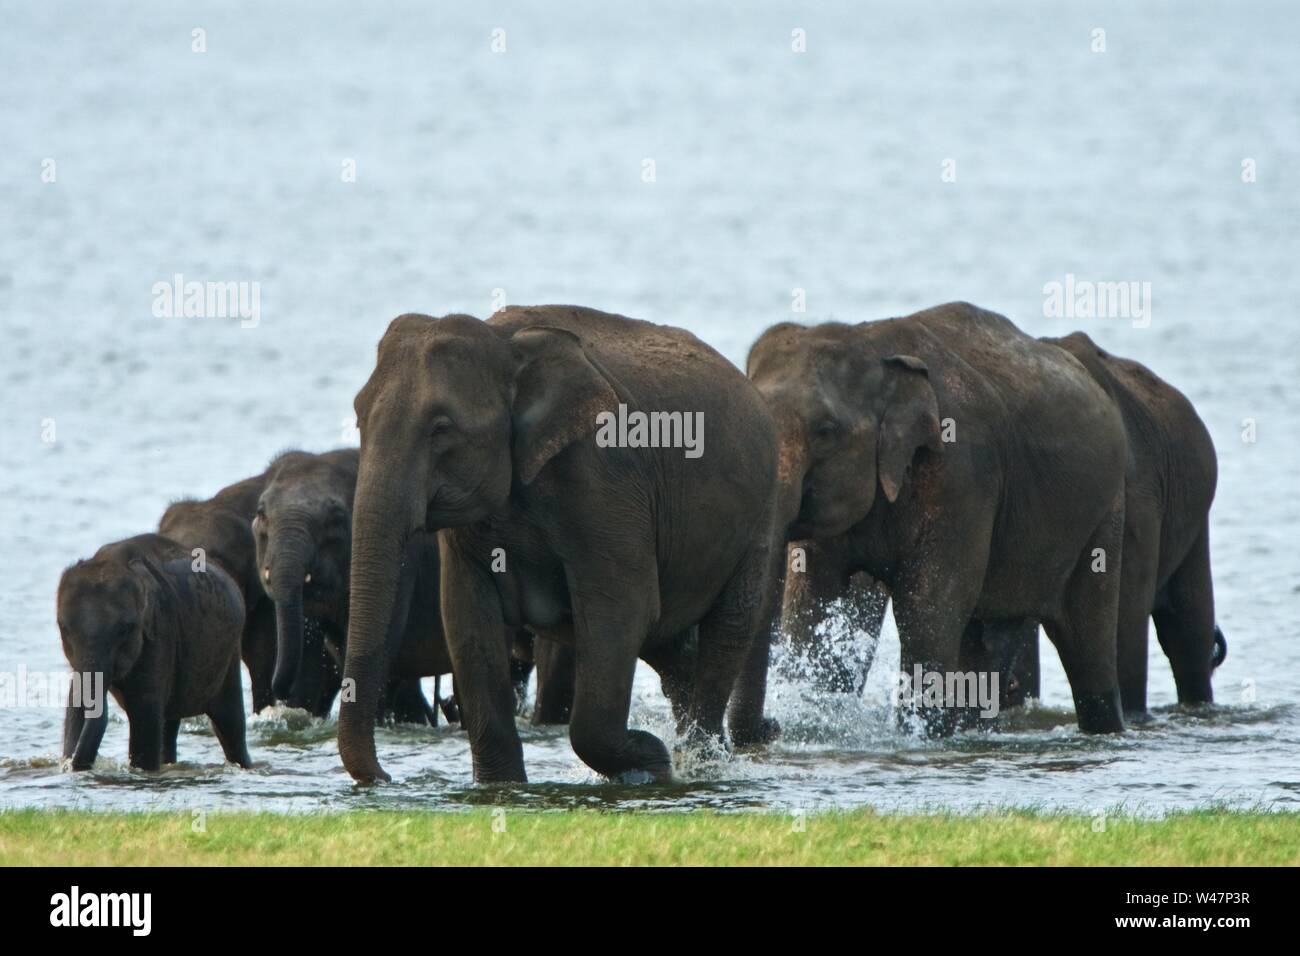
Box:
[57,534,253,771]
[741,302,1130,737]
[253,448,456,726]
[1045,332,1225,712]
[778,331,1228,719]
[338,305,781,784]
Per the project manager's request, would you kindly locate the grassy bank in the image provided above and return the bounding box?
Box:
[1,808,1295,866]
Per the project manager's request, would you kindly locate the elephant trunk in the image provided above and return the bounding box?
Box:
[71,706,108,770]
[266,524,314,702]
[770,409,811,538]
[338,469,418,784]
[271,585,305,702]
[65,660,111,771]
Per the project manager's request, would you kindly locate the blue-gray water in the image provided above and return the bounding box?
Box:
[2,1,1298,815]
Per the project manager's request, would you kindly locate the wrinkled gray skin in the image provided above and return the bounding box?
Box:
[58,534,252,771]
[743,302,1130,737]
[160,468,338,715]
[1045,332,1224,712]
[779,331,1225,718]
[253,448,454,725]
[338,306,781,784]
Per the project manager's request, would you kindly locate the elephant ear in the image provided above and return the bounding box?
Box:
[127,555,169,643]
[876,354,942,503]
[511,326,620,485]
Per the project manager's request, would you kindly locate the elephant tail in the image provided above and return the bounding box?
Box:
[1211,625,1227,670]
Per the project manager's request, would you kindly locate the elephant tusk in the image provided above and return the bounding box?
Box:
[263,568,270,582]
[304,573,311,584]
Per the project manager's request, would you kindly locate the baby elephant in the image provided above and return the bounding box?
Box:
[57,534,253,771]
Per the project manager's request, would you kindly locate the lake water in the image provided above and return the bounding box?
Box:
[2,0,1298,816]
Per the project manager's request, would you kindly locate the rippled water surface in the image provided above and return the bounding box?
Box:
[2,1,1298,814]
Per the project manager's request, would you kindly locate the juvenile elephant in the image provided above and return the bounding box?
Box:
[1045,332,1225,711]
[57,534,253,771]
[742,302,1130,737]
[338,306,781,784]
[253,448,456,725]
[160,463,340,716]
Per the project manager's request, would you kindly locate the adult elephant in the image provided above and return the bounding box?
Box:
[779,330,1227,717]
[741,302,1129,737]
[338,305,781,784]
[253,448,456,725]
[1044,332,1225,711]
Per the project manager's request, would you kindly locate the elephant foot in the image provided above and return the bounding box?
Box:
[574,728,672,783]
[438,694,461,724]
[728,715,781,749]
[1125,708,1156,728]
[1074,688,1125,734]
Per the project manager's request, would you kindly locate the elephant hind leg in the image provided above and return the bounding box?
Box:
[701,540,780,748]
[642,629,696,731]
[163,719,180,764]
[532,638,576,726]
[207,657,253,768]
[1044,506,1126,734]
[1153,525,1217,705]
[1116,512,1161,715]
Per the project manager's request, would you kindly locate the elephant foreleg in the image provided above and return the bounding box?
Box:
[127,699,165,771]
[565,568,671,782]
[439,539,525,783]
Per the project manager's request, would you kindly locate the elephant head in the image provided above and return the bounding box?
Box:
[56,550,163,769]
[747,321,943,540]
[253,451,356,708]
[338,312,619,782]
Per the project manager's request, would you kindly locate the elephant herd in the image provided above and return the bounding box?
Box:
[55,301,1226,782]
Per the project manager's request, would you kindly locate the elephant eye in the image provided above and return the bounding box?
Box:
[429,416,454,438]
[814,419,840,440]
